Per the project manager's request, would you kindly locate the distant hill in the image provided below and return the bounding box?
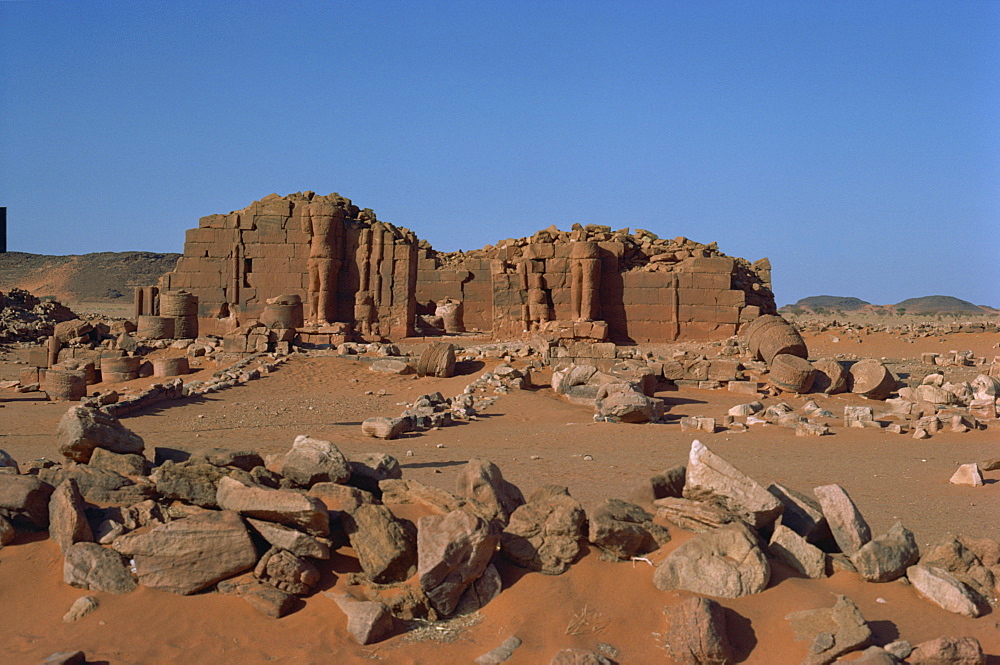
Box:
[0,251,180,304]
[892,295,987,315]
[791,296,871,311]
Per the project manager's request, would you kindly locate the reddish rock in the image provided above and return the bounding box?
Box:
[663,596,735,665]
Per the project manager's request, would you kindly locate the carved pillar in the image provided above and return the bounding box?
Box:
[570,241,601,321]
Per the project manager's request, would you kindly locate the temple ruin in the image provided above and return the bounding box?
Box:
[151,192,776,344]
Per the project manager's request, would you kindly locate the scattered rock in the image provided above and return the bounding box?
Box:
[549,648,613,665]
[63,542,137,594]
[418,509,499,616]
[785,594,872,665]
[663,596,735,665]
[62,595,99,622]
[341,503,417,584]
[851,521,919,583]
[768,523,826,579]
[501,485,586,574]
[56,405,145,463]
[361,416,410,440]
[246,518,330,559]
[949,464,984,487]
[906,564,982,617]
[475,635,522,665]
[254,547,320,595]
[767,483,829,543]
[587,498,670,560]
[907,636,985,665]
[329,593,394,645]
[0,474,55,529]
[654,522,770,598]
[48,479,94,553]
[683,439,783,530]
[813,484,871,556]
[278,435,350,487]
[216,476,330,536]
[456,458,525,524]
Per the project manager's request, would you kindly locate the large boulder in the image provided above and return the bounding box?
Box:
[152,461,226,508]
[851,521,919,583]
[113,510,258,595]
[0,474,54,529]
[456,459,524,524]
[587,498,670,560]
[278,435,350,487]
[683,440,783,530]
[341,503,417,584]
[654,523,770,598]
[216,476,330,537]
[40,464,155,507]
[501,485,586,574]
[56,406,144,463]
[919,536,999,605]
[48,479,94,553]
[418,509,499,616]
[907,636,985,665]
[64,542,137,594]
[813,484,871,556]
[663,596,735,665]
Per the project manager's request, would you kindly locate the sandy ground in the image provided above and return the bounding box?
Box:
[0,329,998,664]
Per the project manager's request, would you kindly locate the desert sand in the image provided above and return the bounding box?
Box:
[1,324,998,665]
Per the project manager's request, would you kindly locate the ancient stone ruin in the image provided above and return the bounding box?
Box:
[151,192,775,344]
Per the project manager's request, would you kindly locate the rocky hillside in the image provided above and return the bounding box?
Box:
[0,252,180,305]
[781,294,997,316]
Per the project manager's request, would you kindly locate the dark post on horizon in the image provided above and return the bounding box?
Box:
[0,207,6,253]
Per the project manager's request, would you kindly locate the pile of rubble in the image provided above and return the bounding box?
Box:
[0,289,77,344]
[1,412,994,663]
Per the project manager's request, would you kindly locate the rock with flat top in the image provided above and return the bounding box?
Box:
[785,594,872,665]
[278,435,350,487]
[654,522,770,598]
[64,542,136,594]
[906,564,982,617]
[949,464,984,487]
[216,476,329,536]
[587,498,670,560]
[57,405,144,463]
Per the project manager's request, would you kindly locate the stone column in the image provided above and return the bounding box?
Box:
[570,241,601,321]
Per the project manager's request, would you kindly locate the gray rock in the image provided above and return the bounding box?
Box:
[64,542,137,593]
[418,509,499,616]
[549,649,613,665]
[216,476,330,537]
[846,646,900,664]
[279,435,350,487]
[152,461,225,508]
[0,449,21,474]
[851,521,919,582]
[654,497,739,533]
[361,416,410,440]
[56,405,144,463]
[588,498,670,560]
[114,510,258,595]
[88,447,148,476]
[456,458,524,524]
[663,596,735,665]
[40,464,155,507]
[906,564,982,617]
[454,562,502,616]
[342,502,417,584]
[0,474,54,529]
[683,440,783,530]
[48,479,93,553]
[475,636,522,665]
[329,593,394,645]
[654,522,770,598]
[189,447,263,471]
[813,484,871,556]
[501,485,586,574]
[919,536,997,604]
[347,453,402,494]
[254,547,320,595]
[217,572,297,618]
[769,523,826,579]
[785,594,872,665]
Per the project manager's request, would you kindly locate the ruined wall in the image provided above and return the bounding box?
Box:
[416,225,775,343]
[161,196,774,343]
[160,193,418,339]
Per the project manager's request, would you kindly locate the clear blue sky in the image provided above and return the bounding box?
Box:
[2,1,997,307]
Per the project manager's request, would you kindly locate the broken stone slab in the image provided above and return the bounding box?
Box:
[906,564,983,617]
[907,636,985,665]
[329,593,394,645]
[683,439,783,530]
[663,596,735,665]
[454,561,503,616]
[361,416,410,440]
[455,458,525,524]
[63,542,137,594]
[114,509,258,595]
[587,498,670,560]
[152,461,226,508]
[347,453,402,495]
[768,523,826,579]
[475,636,522,665]
[501,485,586,574]
[379,478,469,514]
[278,435,350,487]
[785,594,873,665]
[654,522,770,598]
[218,573,297,618]
[418,509,499,616]
[245,518,330,559]
[188,447,264,471]
[813,484,871,556]
[949,463,984,487]
[56,405,145,463]
[40,464,155,507]
[341,502,417,584]
[653,497,738,533]
[216,476,330,537]
[88,447,148,477]
[919,535,998,604]
[851,521,919,583]
[370,358,414,375]
[48,478,94,553]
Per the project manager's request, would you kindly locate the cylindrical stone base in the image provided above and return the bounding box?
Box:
[152,357,189,377]
[137,315,176,340]
[768,354,817,393]
[45,369,87,401]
